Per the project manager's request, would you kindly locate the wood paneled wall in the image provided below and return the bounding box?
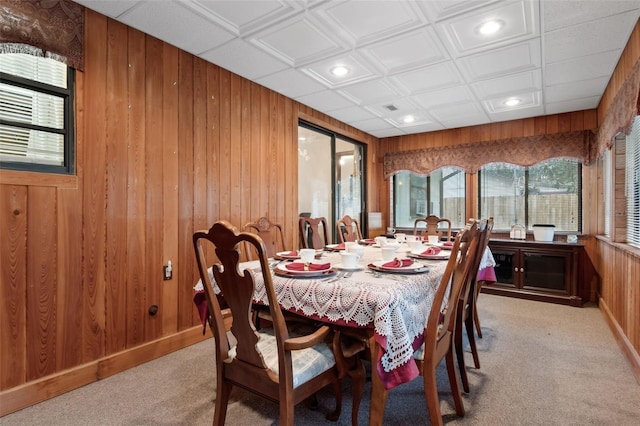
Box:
[0,10,377,414]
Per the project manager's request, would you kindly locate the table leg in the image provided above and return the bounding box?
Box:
[368,335,388,426]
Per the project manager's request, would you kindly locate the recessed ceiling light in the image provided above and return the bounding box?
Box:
[477,19,503,35]
[504,98,521,107]
[330,65,350,77]
[403,115,415,124]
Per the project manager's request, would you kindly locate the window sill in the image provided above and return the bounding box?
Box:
[594,235,640,259]
[0,169,78,189]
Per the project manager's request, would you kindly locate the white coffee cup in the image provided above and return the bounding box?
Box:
[374,236,387,247]
[408,240,423,252]
[386,227,395,234]
[428,235,439,245]
[405,235,418,243]
[344,241,357,251]
[394,233,406,243]
[340,252,360,268]
[347,244,364,257]
[299,248,316,264]
[381,246,397,262]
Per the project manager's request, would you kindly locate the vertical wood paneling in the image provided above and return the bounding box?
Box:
[240,78,251,230]
[206,65,220,227]
[219,69,231,222]
[229,73,242,228]
[144,35,163,341]
[26,186,57,380]
[126,27,147,347]
[0,186,27,388]
[56,187,83,370]
[82,10,107,364]
[177,51,195,330]
[104,20,129,355]
[161,44,179,335]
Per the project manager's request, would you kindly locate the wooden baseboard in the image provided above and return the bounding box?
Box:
[599,299,640,384]
[0,326,209,417]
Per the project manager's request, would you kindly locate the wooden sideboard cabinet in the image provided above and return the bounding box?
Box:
[483,239,596,307]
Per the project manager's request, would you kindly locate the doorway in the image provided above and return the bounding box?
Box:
[298,122,365,244]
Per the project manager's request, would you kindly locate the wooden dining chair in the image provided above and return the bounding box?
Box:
[454,218,492,393]
[472,217,494,341]
[299,216,330,249]
[413,219,481,426]
[413,215,452,242]
[336,215,363,243]
[243,216,285,259]
[193,220,343,426]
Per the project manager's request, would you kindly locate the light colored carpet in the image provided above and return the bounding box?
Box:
[3,294,639,425]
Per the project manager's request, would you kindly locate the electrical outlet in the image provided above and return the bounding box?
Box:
[164,260,173,280]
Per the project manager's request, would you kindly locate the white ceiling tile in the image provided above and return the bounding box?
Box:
[364,98,423,118]
[74,0,138,17]
[199,39,288,80]
[357,27,449,75]
[487,104,545,122]
[417,0,501,22]
[312,0,428,46]
[411,85,476,109]
[545,96,602,115]
[436,0,539,57]
[327,105,378,123]
[543,0,640,32]
[471,69,542,99]
[544,76,609,104]
[483,91,542,114]
[456,39,542,82]
[429,101,489,123]
[190,0,303,36]
[256,68,326,99]
[337,79,402,105]
[349,117,398,132]
[249,16,347,66]
[296,90,357,113]
[116,1,236,56]
[545,50,621,86]
[299,53,378,89]
[370,128,409,138]
[390,62,465,95]
[545,11,640,64]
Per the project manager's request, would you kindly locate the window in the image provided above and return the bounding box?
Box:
[0,52,74,174]
[479,159,582,232]
[627,116,640,247]
[392,167,466,229]
[603,147,612,238]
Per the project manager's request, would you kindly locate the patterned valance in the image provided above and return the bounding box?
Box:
[593,58,640,160]
[383,130,593,178]
[0,0,84,70]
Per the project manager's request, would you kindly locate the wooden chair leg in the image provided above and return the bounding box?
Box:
[474,307,483,338]
[348,358,366,426]
[445,349,465,417]
[465,314,481,369]
[423,361,443,426]
[326,378,342,421]
[455,316,471,394]
[213,380,232,426]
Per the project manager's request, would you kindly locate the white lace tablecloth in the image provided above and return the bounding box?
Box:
[195,245,448,375]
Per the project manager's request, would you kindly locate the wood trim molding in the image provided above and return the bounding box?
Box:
[599,298,640,384]
[0,326,209,416]
[0,169,78,188]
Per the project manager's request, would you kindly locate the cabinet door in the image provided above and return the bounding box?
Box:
[521,250,571,294]
[491,247,518,288]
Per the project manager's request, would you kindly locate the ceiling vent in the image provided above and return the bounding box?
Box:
[383,104,398,111]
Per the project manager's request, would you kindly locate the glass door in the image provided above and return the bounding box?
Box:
[298,123,365,244]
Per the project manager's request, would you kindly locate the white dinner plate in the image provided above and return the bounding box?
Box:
[334,263,364,271]
[275,262,335,277]
[370,260,429,272]
[408,251,450,260]
[324,244,344,251]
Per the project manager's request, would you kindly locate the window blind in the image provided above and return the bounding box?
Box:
[603,148,611,238]
[626,116,640,247]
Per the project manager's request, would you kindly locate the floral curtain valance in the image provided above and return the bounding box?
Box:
[383,130,593,178]
[593,58,640,159]
[0,0,84,70]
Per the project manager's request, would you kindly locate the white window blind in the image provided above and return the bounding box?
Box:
[0,53,69,168]
[603,148,611,238]
[626,116,640,247]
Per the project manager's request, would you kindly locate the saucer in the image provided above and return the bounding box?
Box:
[334,263,363,271]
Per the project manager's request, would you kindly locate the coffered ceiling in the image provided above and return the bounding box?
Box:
[74,0,640,138]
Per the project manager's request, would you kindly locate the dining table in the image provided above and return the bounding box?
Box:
[194,241,496,425]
